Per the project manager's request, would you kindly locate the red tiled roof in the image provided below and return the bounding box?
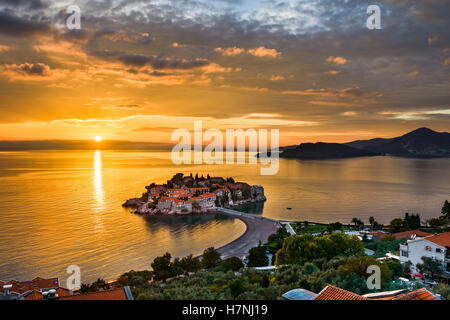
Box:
[392,230,432,239]
[424,232,450,247]
[201,193,216,198]
[60,288,128,300]
[389,288,436,300]
[367,232,389,239]
[315,285,436,301]
[314,285,367,300]
[24,290,43,300]
[0,277,59,294]
[56,287,71,297]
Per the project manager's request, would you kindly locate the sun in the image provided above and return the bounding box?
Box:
[95,136,102,142]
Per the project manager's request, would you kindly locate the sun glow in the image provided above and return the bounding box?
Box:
[95,136,102,142]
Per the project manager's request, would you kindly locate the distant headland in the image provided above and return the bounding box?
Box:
[258,127,450,159]
[123,173,266,215]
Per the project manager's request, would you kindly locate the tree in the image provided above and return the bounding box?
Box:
[427,217,447,227]
[369,216,375,230]
[385,260,403,277]
[338,256,391,288]
[404,213,421,229]
[247,243,269,267]
[202,247,221,269]
[217,257,244,272]
[434,283,450,300]
[266,226,290,253]
[387,218,408,233]
[329,222,343,230]
[382,234,396,242]
[116,270,152,287]
[442,200,450,221]
[274,233,364,266]
[403,261,413,278]
[416,256,444,279]
[151,252,173,282]
[177,254,202,273]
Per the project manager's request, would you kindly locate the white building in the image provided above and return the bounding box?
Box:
[399,232,450,276]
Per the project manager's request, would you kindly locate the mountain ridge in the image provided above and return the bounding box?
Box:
[278,128,450,159]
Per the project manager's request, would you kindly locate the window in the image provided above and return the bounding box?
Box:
[401,250,408,257]
[425,246,431,251]
[436,248,441,253]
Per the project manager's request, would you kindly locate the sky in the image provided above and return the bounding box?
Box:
[0,0,449,145]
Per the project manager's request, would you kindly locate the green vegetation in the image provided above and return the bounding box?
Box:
[201,247,222,269]
[247,243,269,267]
[433,283,450,300]
[381,234,396,242]
[274,233,364,265]
[363,238,403,258]
[416,256,444,279]
[124,253,409,300]
[80,278,109,293]
[442,200,450,220]
[215,257,244,272]
[99,200,450,300]
[387,213,421,233]
[265,226,290,254]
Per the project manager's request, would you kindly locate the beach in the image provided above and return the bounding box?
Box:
[215,211,279,260]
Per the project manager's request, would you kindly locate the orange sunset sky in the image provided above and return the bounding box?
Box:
[0,0,449,146]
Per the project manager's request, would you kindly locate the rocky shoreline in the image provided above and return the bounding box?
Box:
[122,173,266,216]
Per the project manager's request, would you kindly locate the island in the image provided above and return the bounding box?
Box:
[123,173,267,215]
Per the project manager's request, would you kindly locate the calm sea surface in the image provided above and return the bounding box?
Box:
[0,150,449,283]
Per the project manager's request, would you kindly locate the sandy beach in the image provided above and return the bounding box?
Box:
[215,212,279,260]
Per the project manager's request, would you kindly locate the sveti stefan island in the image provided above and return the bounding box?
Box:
[123,173,267,215]
[0,1,450,314]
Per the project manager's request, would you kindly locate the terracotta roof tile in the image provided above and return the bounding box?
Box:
[389,288,436,300]
[314,285,367,300]
[392,230,432,239]
[0,277,59,294]
[24,290,44,300]
[424,232,450,247]
[60,288,129,300]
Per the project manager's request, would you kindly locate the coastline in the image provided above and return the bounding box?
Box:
[212,211,279,260]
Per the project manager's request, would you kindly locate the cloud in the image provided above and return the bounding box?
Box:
[326,56,348,65]
[270,75,285,81]
[408,71,419,77]
[172,42,186,48]
[282,87,381,103]
[1,62,68,81]
[215,46,281,58]
[445,58,450,66]
[341,111,358,116]
[0,10,51,37]
[0,44,10,52]
[248,46,281,58]
[325,70,341,75]
[380,109,450,120]
[215,46,245,56]
[427,35,439,44]
[89,50,210,70]
[201,63,235,74]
